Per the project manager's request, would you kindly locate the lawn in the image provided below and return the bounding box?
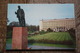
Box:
[6,32,75,48]
[28,32,73,42]
[28,32,75,48]
[7,32,74,43]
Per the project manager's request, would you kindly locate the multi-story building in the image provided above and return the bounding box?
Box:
[39,18,75,32]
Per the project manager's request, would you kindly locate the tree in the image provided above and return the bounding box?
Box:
[27,25,39,32]
[9,21,19,27]
[7,18,9,22]
[68,28,75,40]
[36,25,39,31]
[7,26,13,38]
[47,28,53,32]
[39,30,46,34]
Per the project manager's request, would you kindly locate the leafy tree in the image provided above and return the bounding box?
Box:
[9,21,19,27]
[7,26,13,39]
[7,18,9,22]
[27,25,39,32]
[47,28,53,32]
[68,28,75,40]
[39,30,46,34]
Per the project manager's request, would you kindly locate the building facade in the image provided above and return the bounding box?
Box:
[40,18,75,32]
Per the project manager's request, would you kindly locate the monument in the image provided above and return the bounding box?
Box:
[12,6,28,49]
[15,6,26,27]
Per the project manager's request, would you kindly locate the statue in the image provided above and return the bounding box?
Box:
[15,6,26,27]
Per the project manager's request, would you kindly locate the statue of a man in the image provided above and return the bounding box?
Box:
[15,6,26,27]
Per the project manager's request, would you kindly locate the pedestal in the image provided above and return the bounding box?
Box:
[12,27,28,49]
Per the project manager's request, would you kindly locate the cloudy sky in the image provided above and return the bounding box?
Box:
[8,4,74,26]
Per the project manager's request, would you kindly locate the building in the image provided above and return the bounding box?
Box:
[39,18,75,32]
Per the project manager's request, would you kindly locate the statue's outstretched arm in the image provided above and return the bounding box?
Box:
[15,12,17,14]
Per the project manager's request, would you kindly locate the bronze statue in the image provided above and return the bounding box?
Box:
[15,6,26,27]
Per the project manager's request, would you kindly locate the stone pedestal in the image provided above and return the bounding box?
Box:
[12,27,28,49]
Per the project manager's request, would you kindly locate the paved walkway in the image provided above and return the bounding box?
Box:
[6,44,74,49]
[29,45,74,49]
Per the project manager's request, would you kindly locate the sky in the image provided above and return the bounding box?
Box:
[8,4,75,26]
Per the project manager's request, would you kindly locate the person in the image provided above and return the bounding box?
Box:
[15,6,26,27]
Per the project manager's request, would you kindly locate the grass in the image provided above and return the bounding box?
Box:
[6,32,75,48]
[7,32,74,43]
[30,43,75,48]
[28,32,73,42]
[6,38,12,44]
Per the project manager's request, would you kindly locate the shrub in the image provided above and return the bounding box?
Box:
[47,28,53,32]
[39,30,46,34]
